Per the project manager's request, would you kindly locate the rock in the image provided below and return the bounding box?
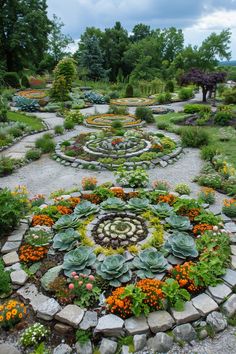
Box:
[2,251,19,266]
[10,270,28,285]
[231,245,236,255]
[209,205,222,215]
[54,323,74,335]
[133,334,147,351]
[199,329,208,339]
[148,332,174,353]
[207,283,232,304]
[75,340,93,354]
[95,314,124,336]
[53,344,72,354]
[79,310,98,330]
[225,222,236,233]
[148,310,175,333]
[222,294,236,317]
[55,305,84,328]
[5,263,21,272]
[121,346,129,354]
[191,293,218,315]
[7,223,28,241]
[99,338,117,354]
[17,283,51,312]
[173,323,197,342]
[0,344,21,354]
[206,311,227,332]
[222,269,236,287]
[41,265,63,291]
[231,255,236,269]
[1,241,21,254]
[171,301,201,324]
[37,298,61,320]
[125,316,149,335]
[160,160,168,168]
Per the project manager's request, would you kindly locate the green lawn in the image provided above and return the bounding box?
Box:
[155,113,236,167]
[7,111,45,131]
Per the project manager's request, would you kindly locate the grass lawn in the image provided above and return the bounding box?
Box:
[155,112,236,167]
[7,111,45,131]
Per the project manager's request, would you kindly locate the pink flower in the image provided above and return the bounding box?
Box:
[68,283,74,290]
[74,275,79,279]
[71,272,77,276]
[88,275,95,281]
[86,283,93,291]
[79,273,86,278]
[78,281,83,286]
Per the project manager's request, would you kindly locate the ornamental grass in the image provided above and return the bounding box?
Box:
[0,300,27,329]
[19,243,48,263]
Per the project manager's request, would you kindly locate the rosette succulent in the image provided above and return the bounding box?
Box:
[96,254,132,287]
[63,246,96,277]
[151,203,173,218]
[127,198,150,212]
[100,197,126,211]
[53,214,81,231]
[132,248,168,278]
[53,228,80,251]
[165,213,192,231]
[164,232,198,259]
[74,201,99,218]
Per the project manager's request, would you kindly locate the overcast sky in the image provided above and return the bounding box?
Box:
[47,0,236,58]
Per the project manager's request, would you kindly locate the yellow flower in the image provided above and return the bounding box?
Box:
[12,309,17,315]
[0,316,3,321]
[19,313,23,318]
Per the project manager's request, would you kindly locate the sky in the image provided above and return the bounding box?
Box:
[47,0,236,58]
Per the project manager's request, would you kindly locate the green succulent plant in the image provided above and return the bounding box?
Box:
[164,232,198,259]
[74,201,99,218]
[127,198,150,213]
[100,197,126,211]
[165,213,192,231]
[151,203,173,218]
[96,254,132,287]
[53,214,81,231]
[63,246,96,277]
[53,228,80,251]
[132,248,168,278]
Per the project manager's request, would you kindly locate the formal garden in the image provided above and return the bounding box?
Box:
[1,4,236,353]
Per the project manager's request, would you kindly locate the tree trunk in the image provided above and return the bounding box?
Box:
[202,86,208,102]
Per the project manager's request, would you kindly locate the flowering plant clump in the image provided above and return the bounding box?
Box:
[24,230,52,247]
[223,199,236,218]
[192,223,213,236]
[157,194,177,205]
[136,279,164,311]
[82,177,98,191]
[106,287,133,318]
[198,187,215,205]
[67,197,81,209]
[110,187,125,199]
[68,272,101,308]
[56,205,72,215]
[48,276,75,305]
[19,244,48,263]
[168,262,202,293]
[20,323,49,348]
[82,193,101,204]
[179,207,201,221]
[31,214,54,227]
[0,300,27,329]
[30,194,46,207]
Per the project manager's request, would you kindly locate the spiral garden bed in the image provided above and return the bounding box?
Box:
[54,130,182,170]
[110,97,157,106]
[84,114,143,128]
[1,186,236,353]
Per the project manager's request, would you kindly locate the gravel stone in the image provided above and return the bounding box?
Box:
[0,344,21,354]
[53,344,72,354]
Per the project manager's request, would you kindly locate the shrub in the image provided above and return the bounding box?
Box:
[109,91,120,99]
[35,134,55,153]
[54,125,64,135]
[183,104,211,114]
[3,72,20,88]
[222,199,236,218]
[53,58,77,90]
[0,95,8,122]
[111,120,124,130]
[200,145,218,161]
[50,75,70,102]
[214,111,232,126]
[198,187,216,205]
[125,84,134,98]
[135,106,154,123]
[21,75,30,88]
[197,174,223,189]
[178,87,193,100]
[180,127,209,147]
[25,148,42,161]
[64,110,84,124]
[156,121,170,130]
[165,80,174,93]
[0,259,11,295]
[223,87,236,104]
[157,92,172,104]
[0,156,16,176]
[108,105,128,115]
[175,183,191,195]
[64,119,75,130]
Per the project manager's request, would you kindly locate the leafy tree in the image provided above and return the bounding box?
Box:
[131,23,151,42]
[181,68,227,102]
[79,35,108,80]
[0,0,51,71]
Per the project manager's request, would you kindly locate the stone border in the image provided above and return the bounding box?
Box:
[1,195,236,353]
[53,141,183,171]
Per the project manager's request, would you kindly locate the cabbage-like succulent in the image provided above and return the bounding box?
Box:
[63,246,96,277]
[151,203,173,218]
[74,201,99,218]
[53,214,81,231]
[165,213,192,231]
[164,232,198,259]
[132,248,168,278]
[53,228,80,251]
[96,254,132,287]
[100,197,126,211]
[127,198,150,212]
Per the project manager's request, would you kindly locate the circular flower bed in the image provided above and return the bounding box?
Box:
[85,114,142,128]
[110,97,156,106]
[17,89,48,100]
[54,129,180,170]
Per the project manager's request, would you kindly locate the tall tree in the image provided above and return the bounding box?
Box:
[0,0,51,72]
[131,23,151,42]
